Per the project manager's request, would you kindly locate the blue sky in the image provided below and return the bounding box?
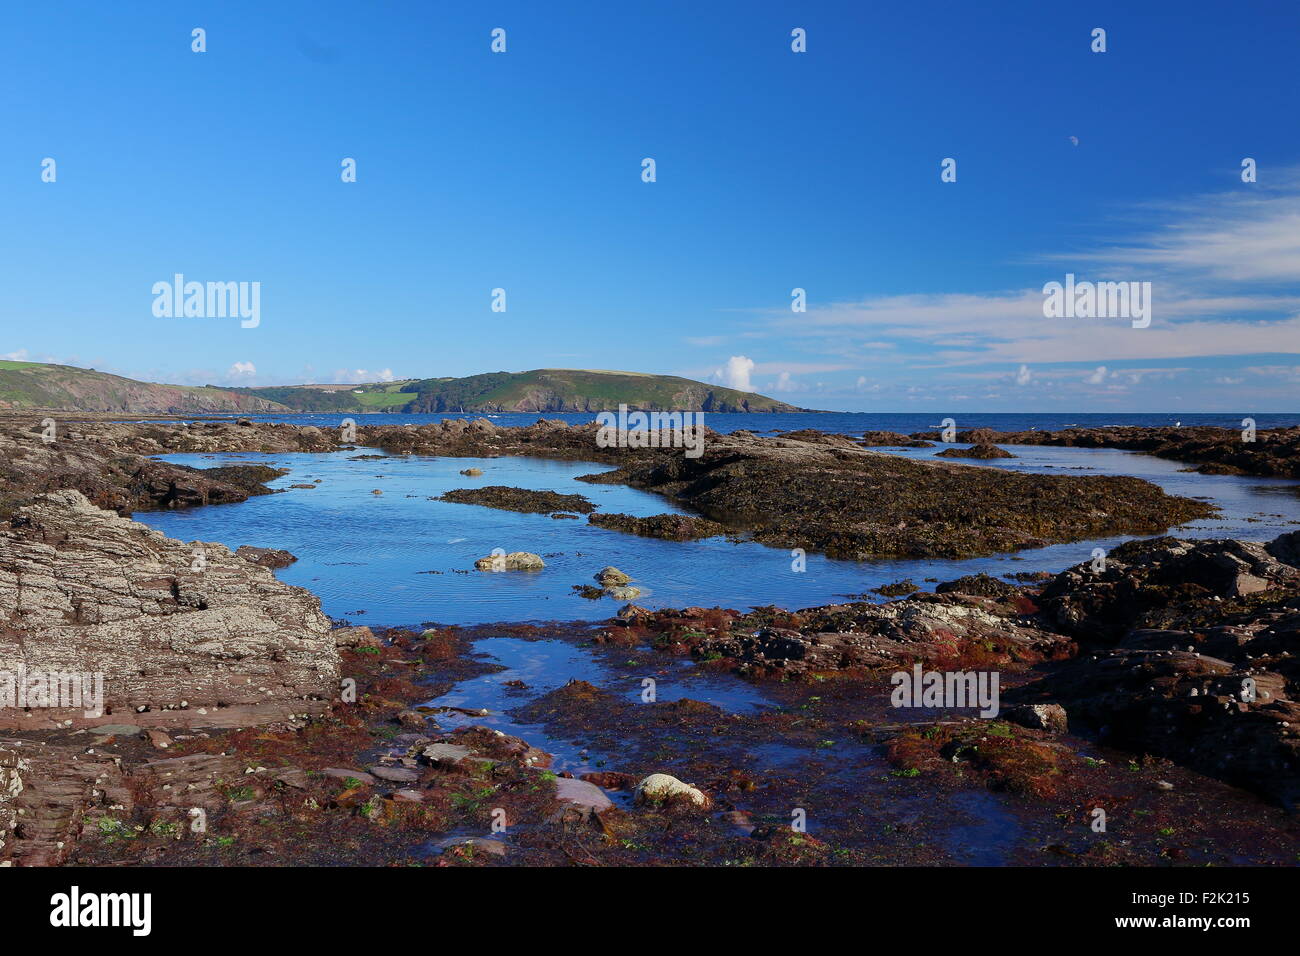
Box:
[2,0,1298,411]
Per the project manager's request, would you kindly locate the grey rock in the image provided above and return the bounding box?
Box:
[473,551,545,571]
[322,768,376,785]
[420,743,475,766]
[368,765,420,783]
[554,776,614,812]
[1003,703,1069,734]
[595,566,631,586]
[0,491,339,732]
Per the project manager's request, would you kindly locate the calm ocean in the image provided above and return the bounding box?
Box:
[205,411,1298,434]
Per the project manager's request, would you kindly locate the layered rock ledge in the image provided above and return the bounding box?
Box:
[0,490,339,731]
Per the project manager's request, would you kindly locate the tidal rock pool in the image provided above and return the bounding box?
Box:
[137,444,1300,627]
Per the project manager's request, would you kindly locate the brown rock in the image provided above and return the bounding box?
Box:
[0,490,339,731]
[235,545,298,569]
[333,626,381,650]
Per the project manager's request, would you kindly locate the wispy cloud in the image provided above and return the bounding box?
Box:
[762,174,1300,372]
[1044,176,1300,283]
[331,367,395,384]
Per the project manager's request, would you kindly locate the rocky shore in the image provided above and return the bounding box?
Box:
[6,516,1298,866]
[613,529,1300,809]
[0,416,1215,561]
[902,424,1300,479]
[3,415,1298,866]
[0,418,333,519]
[578,427,1211,559]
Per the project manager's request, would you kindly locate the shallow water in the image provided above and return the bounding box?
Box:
[137,443,1300,627]
[421,635,772,776]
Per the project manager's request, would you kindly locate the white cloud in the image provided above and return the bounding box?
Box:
[1015,364,1032,386]
[1244,365,1300,380]
[757,174,1300,371]
[1046,181,1300,283]
[714,355,755,391]
[785,289,1300,367]
[770,371,799,392]
[1086,365,1108,384]
[2,349,29,361]
[332,367,396,384]
[228,361,256,378]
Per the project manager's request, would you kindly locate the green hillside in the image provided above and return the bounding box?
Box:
[0,360,289,414]
[0,361,808,415]
[239,369,806,413]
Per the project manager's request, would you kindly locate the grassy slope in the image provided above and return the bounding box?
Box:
[1,361,806,414]
[375,369,803,413]
[0,362,289,413]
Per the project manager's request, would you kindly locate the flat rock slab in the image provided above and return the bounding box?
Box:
[554,776,614,812]
[94,724,143,736]
[368,765,420,783]
[420,743,475,766]
[323,768,376,785]
[0,490,339,731]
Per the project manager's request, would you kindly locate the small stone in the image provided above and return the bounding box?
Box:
[420,743,475,766]
[595,566,631,586]
[438,837,506,858]
[554,777,614,812]
[368,765,420,783]
[634,772,710,808]
[333,625,381,649]
[95,724,142,737]
[473,551,545,571]
[322,768,376,785]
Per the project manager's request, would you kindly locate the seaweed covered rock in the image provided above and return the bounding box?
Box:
[236,544,298,569]
[934,443,1015,459]
[1037,534,1300,644]
[1013,648,1300,806]
[586,512,726,540]
[439,485,595,515]
[935,573,1020,601]
[586,432,1214,560]
[639,596,1071,677]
